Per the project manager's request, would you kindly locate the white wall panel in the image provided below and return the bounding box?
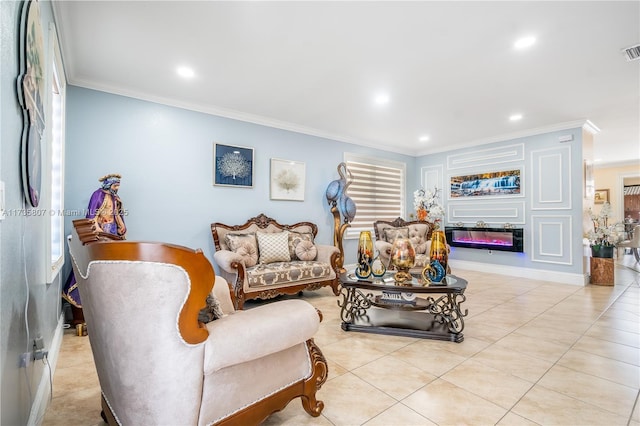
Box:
[531,146,571,210]
[447,143,524,170]
[421,164,443,192]
[447,201,525,224]
[531,215,573,265]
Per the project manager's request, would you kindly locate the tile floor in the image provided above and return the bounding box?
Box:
[43,257,640,426]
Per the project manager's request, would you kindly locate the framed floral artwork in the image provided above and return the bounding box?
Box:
[213,143,254,188]
[270,158,305,201]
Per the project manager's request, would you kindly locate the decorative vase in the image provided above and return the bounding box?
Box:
[591,245,614,258]
[390,237,416,284]
[417,207,428,222]
[370,252,387,279]
[429,229,448,278]
[355,231,373,278]
[422,259,446,284]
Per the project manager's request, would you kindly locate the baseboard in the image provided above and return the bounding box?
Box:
[28,313,66,426]
[450,259,587,286]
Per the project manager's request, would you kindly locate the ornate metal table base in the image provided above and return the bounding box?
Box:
[338,275,468,343]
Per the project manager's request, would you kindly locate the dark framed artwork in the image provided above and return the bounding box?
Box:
[594,188,609,204]
[213,143,254,187]
[17,0,45,207]
[449,168,522,199]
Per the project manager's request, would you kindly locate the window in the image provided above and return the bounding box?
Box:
[344,153,406,238]
[46,25,65,283]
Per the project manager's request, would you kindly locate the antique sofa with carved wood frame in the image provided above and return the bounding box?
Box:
[211,213,341,310]
[373,217,438,274]
[68,220,328,425]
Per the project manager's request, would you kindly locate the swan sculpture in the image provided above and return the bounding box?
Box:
[325,162,356,224]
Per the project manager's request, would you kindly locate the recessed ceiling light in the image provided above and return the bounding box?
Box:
[177,66,195,79]
[374,93,390,105]
[509,114,523,121]
[419,135,430,142]
[514,36,536,49]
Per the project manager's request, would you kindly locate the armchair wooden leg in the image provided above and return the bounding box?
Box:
[300,339,328,417]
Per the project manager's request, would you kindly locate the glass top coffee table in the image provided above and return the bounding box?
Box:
[338,271,468,342]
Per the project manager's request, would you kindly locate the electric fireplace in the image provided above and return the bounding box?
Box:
[445,226,524,253]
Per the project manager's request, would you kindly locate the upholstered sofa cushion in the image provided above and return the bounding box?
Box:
[257,231,291,264]
[203,299,319,373]
[246,260,332,287]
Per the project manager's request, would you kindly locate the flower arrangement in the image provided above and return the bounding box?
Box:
[413,187,445,226]
[586,202,615,248]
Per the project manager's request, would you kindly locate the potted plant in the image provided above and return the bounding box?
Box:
[587,202,615,258]
[413,187,445,228]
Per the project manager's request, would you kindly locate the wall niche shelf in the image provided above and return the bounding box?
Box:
[445,226,524,253]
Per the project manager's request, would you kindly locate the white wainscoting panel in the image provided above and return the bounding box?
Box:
[531,215,573,265]
[447,143,524,170]
[421,164,443,193]
[447,201,525,224]
[531,145,572,210]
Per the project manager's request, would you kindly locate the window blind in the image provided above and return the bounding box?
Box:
[344,155,405,238]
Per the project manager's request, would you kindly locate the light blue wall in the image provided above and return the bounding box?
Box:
[415,128,585,275]
[1,1,62,424]
[64,86,417,271]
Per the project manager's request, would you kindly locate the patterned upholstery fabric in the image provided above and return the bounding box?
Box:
[407,224,431,254]
[257,231,291,264]
[383,227,409,243]
[288,232,315,260]
[295,240,317,261]
[246,261,332,287]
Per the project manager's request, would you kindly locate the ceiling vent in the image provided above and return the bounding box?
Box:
[623,44,640,61]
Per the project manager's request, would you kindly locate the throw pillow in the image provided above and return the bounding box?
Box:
[224,232,259,267]
[295,240,317,261]
[257,231,291,264]
[198,294,224,323]
[288,231,315,259]
[236,242,258,267]
[225,233,257,253]
[383,227,409,243]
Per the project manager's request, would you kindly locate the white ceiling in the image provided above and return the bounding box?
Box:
[52,1,640,165]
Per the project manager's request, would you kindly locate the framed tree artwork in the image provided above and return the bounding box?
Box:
[270,158,305,201]
[213,143,254,188]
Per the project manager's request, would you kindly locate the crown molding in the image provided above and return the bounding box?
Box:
[67,80,610,161]
[594,159,640,169]
[414,119,599,157]
[68,79,413,156]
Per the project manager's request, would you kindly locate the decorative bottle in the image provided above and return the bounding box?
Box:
[355,231,374,279]
[429,229,448,278]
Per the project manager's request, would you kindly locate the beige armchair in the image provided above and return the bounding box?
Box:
[68,222,328,425]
